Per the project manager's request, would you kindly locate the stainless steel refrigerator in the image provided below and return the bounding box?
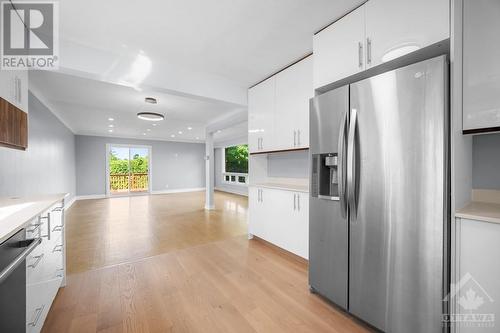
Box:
[309,55,449,333]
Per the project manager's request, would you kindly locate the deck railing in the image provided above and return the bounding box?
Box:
[110,173,149,192]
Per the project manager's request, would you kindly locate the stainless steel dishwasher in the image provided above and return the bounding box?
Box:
[0,229,41,332]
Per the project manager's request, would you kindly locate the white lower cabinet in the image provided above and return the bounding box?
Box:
[249,187,309,259]
[456,218,500,333]
[26,202,66,333]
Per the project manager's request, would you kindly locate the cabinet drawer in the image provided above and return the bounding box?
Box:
[27,279,62,333]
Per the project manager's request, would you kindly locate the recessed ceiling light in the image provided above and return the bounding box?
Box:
[108,129,113,133]
[171,134,175,138]
[216,130,222,133]
[178,131,183,134]
[145,97,157,104]
[142,133,146,136]
[137,112,164,121]
[152,123,157,126]
[196,137,200,140]
[108,124,114,128]
[108,117,114,121]
[147,128,151,132]
[187,127,192,130]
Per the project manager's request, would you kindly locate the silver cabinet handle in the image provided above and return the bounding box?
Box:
[40,213,51,240]
[28,253,44,269]
[27,223,41,234]
[358,41,363,68]
[260,138,263,150]
[338,110,348,218]
[347,108,358,218]
[293,194,296,210]
[53,244,63,252]
[298,130,301,146]
[52,225,63,232]
[28,304,45,327]
[366,38,372,65]
[260,189,263,203]
[294,131,297,147]
[297,194,300,211]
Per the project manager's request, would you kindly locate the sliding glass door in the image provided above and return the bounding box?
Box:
[107,144,151,196]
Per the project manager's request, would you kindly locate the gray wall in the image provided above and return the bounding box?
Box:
[75,135,205,196]
[214,148,248,196]
[267,150,309,178]
[473,133,500,189]
[0,92,76,200]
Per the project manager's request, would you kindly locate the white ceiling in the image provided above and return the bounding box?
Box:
[59,0,363,86]
[29,71,242,142]
[31,0,363,142]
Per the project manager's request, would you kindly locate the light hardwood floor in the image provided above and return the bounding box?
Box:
[43,191,370,333]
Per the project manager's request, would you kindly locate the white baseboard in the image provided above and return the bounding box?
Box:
[215,187,248,197]
[151,187,205,195]
[75,194,107,200]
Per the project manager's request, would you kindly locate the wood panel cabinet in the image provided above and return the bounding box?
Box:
[313,0,449,89]
[0,97,28,150]
[249,186,309,259]
[248,56,312,153]
[463,0,500,133]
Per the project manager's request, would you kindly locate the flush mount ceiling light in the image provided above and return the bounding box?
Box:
[145,97,157,104]
[137,112,165,121]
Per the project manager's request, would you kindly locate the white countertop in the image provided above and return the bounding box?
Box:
[0,193,68,243]
[250,182,309,193]
[456,201,500,225]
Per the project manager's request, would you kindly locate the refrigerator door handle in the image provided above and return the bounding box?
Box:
[347,108,358,218]
[338,110,348,218]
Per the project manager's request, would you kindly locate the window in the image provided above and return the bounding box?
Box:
[223,144,248,185]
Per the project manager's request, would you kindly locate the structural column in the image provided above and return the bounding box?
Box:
[205,131,215,210]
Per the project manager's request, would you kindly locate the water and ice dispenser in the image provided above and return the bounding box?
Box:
[311,153,339,200]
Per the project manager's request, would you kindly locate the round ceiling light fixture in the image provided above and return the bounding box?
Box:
[137,112,165,121]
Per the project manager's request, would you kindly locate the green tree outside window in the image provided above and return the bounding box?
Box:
[225,145,248,173]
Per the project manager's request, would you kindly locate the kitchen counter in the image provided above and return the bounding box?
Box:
[0,193,68,243]
[456,201,500,225]
[250,182,309,193]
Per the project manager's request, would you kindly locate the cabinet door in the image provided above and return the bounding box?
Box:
[249,187,264,238]
[463,0,500,132]
[275,56,313,150]
[294,193,309,259]
[365,0,449,68]
[248,77,275,153]
[313,5,365,89]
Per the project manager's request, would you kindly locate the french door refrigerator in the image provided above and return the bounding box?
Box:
[309,55,449,333]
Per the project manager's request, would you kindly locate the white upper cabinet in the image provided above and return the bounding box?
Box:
[275,56,313,150]
[313,0,450,89]
[248,77,275,153]
[365,0,449,68]
[463,0,500,133]
[0,69,28,112]
[248,56,312,153]
[313,6,366,89]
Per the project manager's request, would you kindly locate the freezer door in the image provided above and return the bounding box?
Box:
[309,86,349,309]
[348,56,448,332]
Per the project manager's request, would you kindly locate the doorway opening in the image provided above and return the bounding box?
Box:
[106,144,152,196]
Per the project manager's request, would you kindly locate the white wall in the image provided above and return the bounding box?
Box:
[0,92,76,200]
[75,135,206,196]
